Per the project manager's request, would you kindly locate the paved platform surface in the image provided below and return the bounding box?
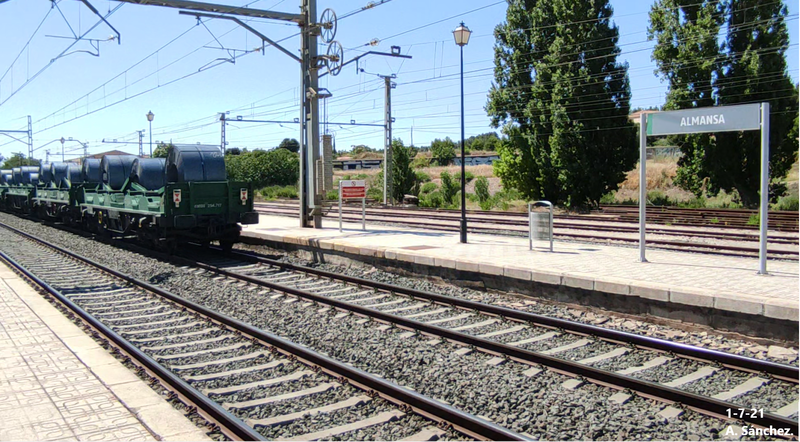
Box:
[243,215,799,323]
[0,264,212,441]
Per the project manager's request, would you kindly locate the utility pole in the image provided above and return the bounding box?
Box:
[300,0,322,228]
[379,74,395,204]
[27,116,33,161]
[138,130,144,156]
[220,113,227,153]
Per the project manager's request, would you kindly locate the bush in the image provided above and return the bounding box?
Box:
[475,177,490,204]
[419,190,445,208]
[415,170,431,183]
[226,149,299,188]
[647,190,673,206]
[411,156,431,168]
[259,185,298,200]
[367,186,383,202]
[679,196,707,208]
[325,189,339,200]
[440,171,459,204]
[420,182,438,195]
[599,192,616,204]
[773,195,799,211]
[747,214,760,226]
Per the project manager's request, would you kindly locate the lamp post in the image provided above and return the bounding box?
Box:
[60,137,65,162]
[453,22,471,244]
[146,110,154,156]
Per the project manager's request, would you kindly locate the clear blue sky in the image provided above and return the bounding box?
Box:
[0,0,797,160]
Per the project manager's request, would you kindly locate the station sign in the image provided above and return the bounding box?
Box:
[646,103,761,136]
[340,180,366,199]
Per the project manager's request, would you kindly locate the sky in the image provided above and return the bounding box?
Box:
[0,0,797,160]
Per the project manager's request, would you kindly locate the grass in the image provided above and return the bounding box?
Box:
[259,185,297,200]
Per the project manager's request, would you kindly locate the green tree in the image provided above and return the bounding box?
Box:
[430,137,457,166]
[709,1,797,205]
[278,138,300,153]
[487,0,637,208]
[1,153,39,169]
[649,0,723,198]
[439,171,459,204]
[152,142,173,158]
[390,139,417,202]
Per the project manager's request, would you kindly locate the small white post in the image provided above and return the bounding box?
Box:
[758,102,770,275]
[338,181,343,233]
[528,203,533,251]
[548,204,553,253]
[362,196,366,231]
[639,112,648,262]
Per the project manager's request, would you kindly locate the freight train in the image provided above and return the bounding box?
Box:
[0,145,258,251]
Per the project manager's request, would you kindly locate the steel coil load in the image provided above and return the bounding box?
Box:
[38,163,53,185]
[130,158,166,191]
[82,158,102,183]
[100,155,137,190]
[19,166,39,185]
[166,145,225,183]
[61,163,82,188]
[0,170,12,185]
[12,167,21,185]
[50,163,70,186]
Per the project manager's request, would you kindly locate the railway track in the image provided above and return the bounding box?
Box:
[0,222,524,441]
[167,245,799,437]
[255,202,799,260]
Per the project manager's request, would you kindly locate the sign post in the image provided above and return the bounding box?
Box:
[641,103,768,273]
[339,180,366,233]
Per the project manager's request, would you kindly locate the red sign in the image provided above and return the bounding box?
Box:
[340,180,366,199]
[240,188,248,205]
[173,189,182,207]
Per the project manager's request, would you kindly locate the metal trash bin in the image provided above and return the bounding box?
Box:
[529,200,553,252]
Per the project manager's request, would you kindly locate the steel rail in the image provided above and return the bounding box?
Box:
[173,249,798,435]
[228,249,800,382]
[0,222,526,442]
[255,208,799,258]
[0,250,266,442]
[256,204,800,244]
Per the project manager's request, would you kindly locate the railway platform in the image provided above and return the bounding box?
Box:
[242,215,799,341]
[0,262,211,441]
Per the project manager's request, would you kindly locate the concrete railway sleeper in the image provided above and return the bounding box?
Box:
[168,246,799,437]
[0,222,525,441]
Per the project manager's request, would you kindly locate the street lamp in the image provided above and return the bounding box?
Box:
[146,110,154,156]
[60,137,65,162]
[453,22,471,244]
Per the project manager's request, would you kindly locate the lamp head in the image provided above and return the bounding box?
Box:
[453,22,471,47]
[146,110,154,122]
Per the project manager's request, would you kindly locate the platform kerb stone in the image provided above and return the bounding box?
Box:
[434,257,457,269]
[415,255,436,266]
[395,252,417,264]
[594,278,631,296]
[318,240,336,251]
[343,245,361,255]
[562,274,594,290]
[359,247,382,258]
[630,282,670,302]
[670,288,715,308]
[479,263,504,276]
[713,293,764,316]
[455,260,480,273]
[503,266,532,281]
[385,250,397,260]
[531,271,561,285]
[763,298,799,321]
